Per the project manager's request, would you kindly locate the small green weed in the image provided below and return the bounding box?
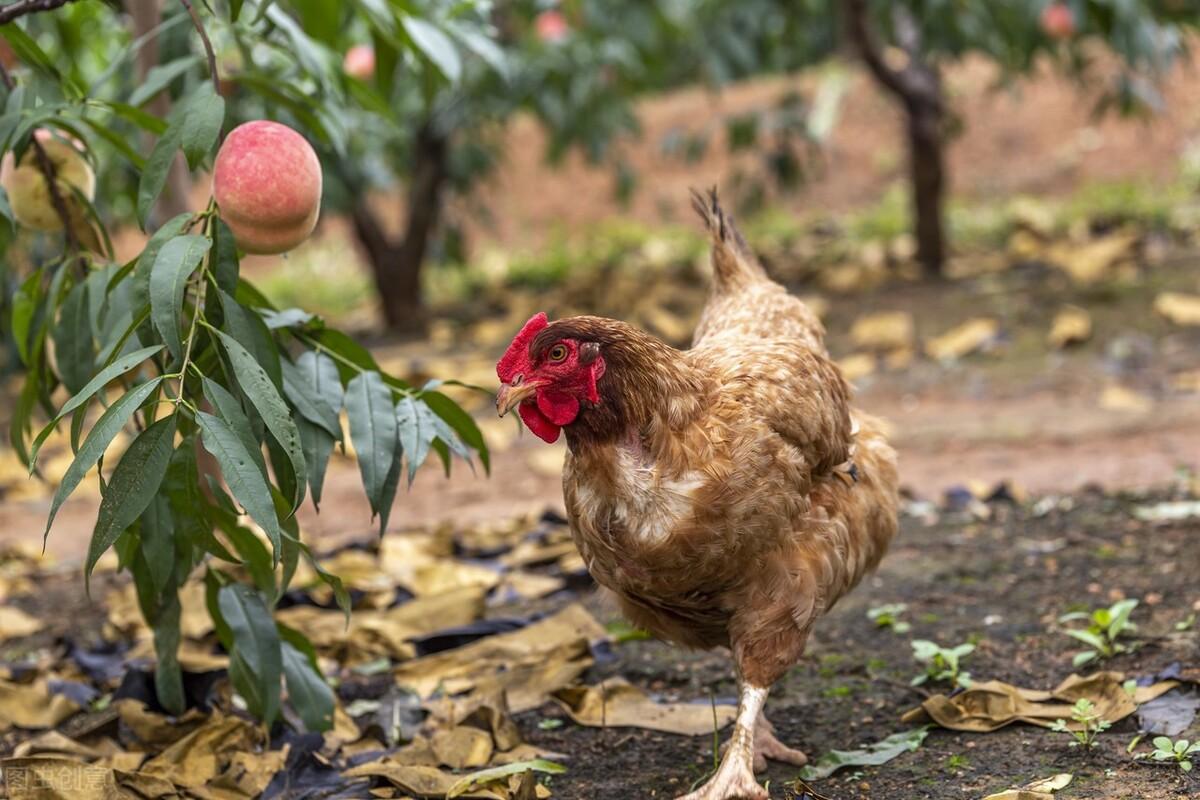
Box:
[910,640,973,689]
[1058,598,1139,667]
[1050,698,1111,748]
[866,603,911,633]
[1140,737,1200,772]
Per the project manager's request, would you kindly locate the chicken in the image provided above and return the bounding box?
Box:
[495,189,900,800]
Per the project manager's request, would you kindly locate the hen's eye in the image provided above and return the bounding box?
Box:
[548,344,568,362]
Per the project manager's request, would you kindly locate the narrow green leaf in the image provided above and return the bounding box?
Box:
[137,124,183,228]
[376,445,402,536]
[345,371,397,515]
[205,568,234,650]
[86,415,176,587]
[230,0,244,21]
[128,55,202,106]
[422,390,489,473]
[216,289,282,388]
[11,270,38,366]
[180,84,225,169]
[211,219,240,295]
[297,350,343,427]
[281,640,334,732]
[394,396,430,485]
[202,378,268,478]
[218,584,282,725]
[165,441,237,563]
[53,281,94,394]
[308,328,378,381]
[44,377,164,546]
[28,344,163,471]
[214,329,306,511]
[196,411,284,564]
[140,492,176,597]
[152,590,186,715]
[281,357,341,437]
[219,515,276,598]
[296,417,335,509]
[403,17,462,82]
[150,235,210,362]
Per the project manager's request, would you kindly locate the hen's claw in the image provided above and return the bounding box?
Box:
[720,713,809,773]
[673,760,767,800]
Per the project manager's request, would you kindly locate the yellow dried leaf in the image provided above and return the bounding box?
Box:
[837,353,875,382]
[0,680,80,731]
[0,606,41,641]
[553,677,736,736]
[1045,231,1139,284]
[432,726,494,769]
[1099,384,1153,413]
[849,311,914,351]
[925,318,999,361]
[1047,306,1092,348]
[1153,292,1200,327]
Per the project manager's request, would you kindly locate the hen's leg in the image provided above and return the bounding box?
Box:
[721,698,809,772]
[674,683,768,800]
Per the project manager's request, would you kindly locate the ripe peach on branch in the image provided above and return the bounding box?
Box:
[0,128,98,244]
[212,120,323,255]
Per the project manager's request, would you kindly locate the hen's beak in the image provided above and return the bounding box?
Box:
[496,377,539,417]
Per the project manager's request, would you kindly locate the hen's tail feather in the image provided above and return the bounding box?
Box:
[689,186,768,290]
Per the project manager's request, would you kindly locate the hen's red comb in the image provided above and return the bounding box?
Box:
[497,312,549,381]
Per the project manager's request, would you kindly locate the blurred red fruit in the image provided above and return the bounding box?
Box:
[1040,3,1075,39]
[535,10,569,43]
[343,45,376,80]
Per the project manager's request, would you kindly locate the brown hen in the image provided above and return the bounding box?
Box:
[495,189,900,800]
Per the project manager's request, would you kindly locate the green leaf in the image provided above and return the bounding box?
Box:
[218,584,282,725]
[150,235,210,363]
[211,219,240,295]
[213,329,306,511]
[422,390,488,472]
[308,328,379,381]
[216,289,282,389]
[44,377,164,547]
[80,116,147,169]
[281,640,334,732]
[53,281,94,394]
[403,17,462,83]
[86,415,176,588]
[180,84,225,170]
[446,760,567,799]
[137,125,184,228]
[281,357,341,437]
[131,213,193,318]
[1064,629,1108,651]
[165,441,236,563]
[218,513,276,599]
[296,417,335,509]
[345,371,397,516]
[230,0,244,21]
[376,444,402,536]
[140,493,176,597]
[297,350,344,422]
[798,728,930,781]
[1073,650,1099,667]
[128,55,202,106]
[202,378,268,478]
[11,270,38,366]
[29,345,164,470]
[394,396,429,485]
[196,411,284,565]
[152,590,186,715]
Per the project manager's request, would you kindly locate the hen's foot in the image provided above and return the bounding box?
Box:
[673,756,766,800]
[720,714,809,773]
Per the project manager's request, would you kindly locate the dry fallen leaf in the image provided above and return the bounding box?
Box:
[849,311,914,352]
[1099,384,1153,413]
[982,773,1073,800]
[925,318,999,361]
[1045,231,1139,284]
[1047,306,1091,348]
[0,679,80,731]
[140,713,263,789]
[1,756,178,800]
[431,726,495,769]
[553,678,736,736]
[1153,291,1200,327]
[393,604,604,711]
[837,353,875,382]
[0,606,41,641]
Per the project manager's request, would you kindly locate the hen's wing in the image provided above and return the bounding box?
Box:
[689,187,826,354]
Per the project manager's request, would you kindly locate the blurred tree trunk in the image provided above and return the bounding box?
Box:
[846,0,946,276]
[129,0,192,223]
[352,121,449,337]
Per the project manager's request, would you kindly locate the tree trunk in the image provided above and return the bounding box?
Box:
[354,122,449,337]
[845,0,947,277]
[906,99,945,276]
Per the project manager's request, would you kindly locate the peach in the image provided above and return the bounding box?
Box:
[0,129,96,233]
[1040,3,1075,39]
[343,45,375,80]
[212,120,322,255]
[535,10,569,43]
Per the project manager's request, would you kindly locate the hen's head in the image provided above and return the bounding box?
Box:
[495,312,606,443]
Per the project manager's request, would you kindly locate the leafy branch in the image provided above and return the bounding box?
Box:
[0,0,79,26]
